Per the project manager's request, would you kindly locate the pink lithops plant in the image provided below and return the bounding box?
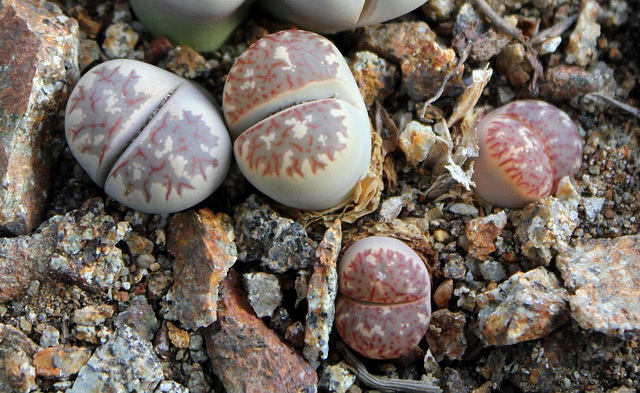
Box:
[65,59,232,214]
[258,0,428,33]
[222,30,372,210]
[335,236,432,360]
[471,100,583,209]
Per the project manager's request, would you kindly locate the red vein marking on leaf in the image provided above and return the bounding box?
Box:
[108,116,123,141]
[176,181,195,197]
[70,125,86,142]
[122,69,141,96]
[191,157,219,180]
[94,66,120,85]
[98,144,108,167]
[68,86,85,114]
[150,112,170,146]
[89,89,100,114]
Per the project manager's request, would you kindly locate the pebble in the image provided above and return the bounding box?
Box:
[566,0,601,67]
[0,324,40,392]
[479,259,507,283]
[102,21,139,59]
[46,198,131,291]
[165,46,212,79]
[556,235,640,339]
[234,195,316,273]
[355,21,464,101]
[0,0,79,235]
[115,296,159,341]
[154,380,189,393]
[425,309,467,361]
[318,362,356,393]
[33,346,91,378]
[166,322,190,349]
[70,324,163,392]
[399,121,450,168]
[243,272,283,318]
[433,278,454,309]
[39,325,60,348]
[303,221,340,369]
[496,42,532,87]
[163,209,237,330]
[465,211,507,261]
[539,65,597,103]
[512,178,580,266]
[73,304,115,327]
[203,269,317,392]
[78,38,100,70]
[476,267,570,346]
[349,51,397,106]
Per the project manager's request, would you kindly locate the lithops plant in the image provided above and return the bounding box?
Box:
[222,30,372,211]
[65,59,232,213]
[257,0,428,33]
[335,236,432,360]
[128,0,252,52]
[471,100,583,209]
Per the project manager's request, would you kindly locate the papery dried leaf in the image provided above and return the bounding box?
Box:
[295,128,383,227]
[448,66,493,127]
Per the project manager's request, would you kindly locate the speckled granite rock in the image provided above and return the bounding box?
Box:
[234,195,316,273]
[0,0,79,235]
[513,178,580,266]
[303,220,340,369]
[164,209,237,330]
[70,324,163,393]
[0,198,130,303]
[476,267,570,346]
[0,324,40,393]
[556,235,640,339]
[204,269,317,392]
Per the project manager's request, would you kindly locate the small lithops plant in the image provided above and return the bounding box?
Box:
[471,100,583,209]
[65,59,232,214]
[335,236,432,359]
[257,0,428,33]
[128,0,252,52]
[222,30,372,211]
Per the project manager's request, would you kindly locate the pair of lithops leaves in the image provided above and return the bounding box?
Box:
[128,0,427,51]
[471,100,583,209]
[65,30,371,213]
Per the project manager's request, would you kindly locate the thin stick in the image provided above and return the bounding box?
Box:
[337,342,443,393]
[469,0,524,42]
[583,93,640,118]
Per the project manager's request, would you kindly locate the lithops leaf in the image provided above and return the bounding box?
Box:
[66,59,232,214]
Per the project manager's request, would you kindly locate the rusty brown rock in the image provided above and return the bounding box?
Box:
[350,51,397,106]
[356,21,437,63]
[34,346,91,378]
[164,209,237,331]
[0,0,79,235]
[426,309,467,362]
[496,42,532,87]
[476,267,570,346]
[401,40,465,102]
[539,65,597,103]
[465,211,507,261]
[556,235,640,339]
[204,269,317,392]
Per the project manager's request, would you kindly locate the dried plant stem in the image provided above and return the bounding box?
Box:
[469,0,524,42]
[584,93,640,118]
[337,342,443,393]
